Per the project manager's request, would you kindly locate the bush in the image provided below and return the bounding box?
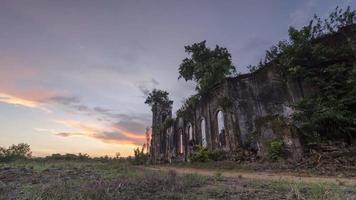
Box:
[131,147,148,165]
[190,145,209,162]
[207,149,226,161]
[45,153,91,161]
[190,145,226,162]
[267,139,285,161]
[0,143,32,162]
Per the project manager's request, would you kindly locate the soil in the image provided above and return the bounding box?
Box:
[145,165,356,186]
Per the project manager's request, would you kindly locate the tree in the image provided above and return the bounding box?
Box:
[115,152,121,159]
[178,40,236,94]
[0,143,32,161]
[262,6,356,143]
[144,89,173,108]
[176,94,200,118]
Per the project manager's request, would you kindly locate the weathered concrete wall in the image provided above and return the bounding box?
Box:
[190,66,304,158]
[150,25,356,162]
[150,103,172,162]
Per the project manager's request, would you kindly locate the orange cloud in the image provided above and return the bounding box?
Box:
[0,93,40,108]
[53,119,145,146]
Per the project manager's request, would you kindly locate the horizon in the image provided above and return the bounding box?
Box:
[1,0,355,157]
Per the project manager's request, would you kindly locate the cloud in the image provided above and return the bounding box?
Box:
[0,90,75,112]
[0,87,150,146]
[55,130,144,146]
[136,78,162,97]
[93,131,144,146]
[56,132,84,137]
[0,93,40,108]
[93,106,111,114]
[46,96,80,105]
[53,119,146,146]
[34,128,59,134]
[113,120,148,135]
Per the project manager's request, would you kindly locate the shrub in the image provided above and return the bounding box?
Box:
[208,149,226,161]
[267,139,285,161]
[190,145,209,162]
[131,147,148,165]
[0,143,32,162]
[190,145,226,162]
[45,153,91,161]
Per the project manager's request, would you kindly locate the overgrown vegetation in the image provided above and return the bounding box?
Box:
[0,143,32,162]
[1,143,356,199]
[190,145,226,162]
[250,7,356,144]
[144,89,173,109]
[178,40,236,94]
[131,146,149,165]
[177,7,355,149]
[267,139,285,161]
[0,159,209,200]
[190,145,209,162]
[176,94,200,118]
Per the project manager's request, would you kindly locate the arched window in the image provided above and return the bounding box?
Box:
[217,111,226,147]
[179,130,184,154]
[201,118,207,147]
[187,123,193,141]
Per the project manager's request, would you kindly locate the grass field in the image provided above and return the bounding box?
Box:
[1,160,356,200]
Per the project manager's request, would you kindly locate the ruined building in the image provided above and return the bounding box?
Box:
[149,25,356,162]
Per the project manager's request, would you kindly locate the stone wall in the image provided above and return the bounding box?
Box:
[149,24,356,162]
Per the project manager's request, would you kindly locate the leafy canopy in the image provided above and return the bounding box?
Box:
[178,40,236,94]
[144,89,173,108]
[261,6,356,142]
[176,94,200,118]
[248,6,356,74]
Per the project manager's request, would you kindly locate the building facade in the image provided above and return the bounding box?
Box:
[149,25,356,162]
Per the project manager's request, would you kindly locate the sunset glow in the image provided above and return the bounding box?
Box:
[1,0,354,157]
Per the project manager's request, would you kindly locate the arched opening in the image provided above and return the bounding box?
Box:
[187,123,193,141]
[201,118,207,147]
[217,110,226,147]
[179,129,184,154]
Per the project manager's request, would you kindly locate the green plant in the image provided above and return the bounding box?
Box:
[144,89,173,109]
[253,6,356,143]
[213,171,223,181]
[176,94,200,118]
[190,146,226,162]
[132,146,149,165]
[178,40,236,94]
[190,145,209,162]
[207,149,226,161]
[267,139,285,161]
[0,143,32,162]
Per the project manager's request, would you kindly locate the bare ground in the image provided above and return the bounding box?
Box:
[144,165,356,186]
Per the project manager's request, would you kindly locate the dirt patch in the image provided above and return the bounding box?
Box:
[145,166,356,186]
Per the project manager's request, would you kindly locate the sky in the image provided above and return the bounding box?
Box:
[0,0,355,157]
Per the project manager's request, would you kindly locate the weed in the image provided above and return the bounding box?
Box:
[267,139,285,160]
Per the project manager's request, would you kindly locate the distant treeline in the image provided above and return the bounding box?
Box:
[0,143,123,162]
